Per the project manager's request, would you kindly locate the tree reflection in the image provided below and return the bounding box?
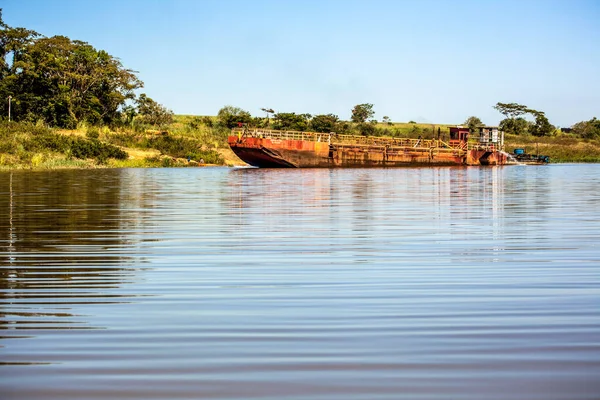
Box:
[0,170,148,343]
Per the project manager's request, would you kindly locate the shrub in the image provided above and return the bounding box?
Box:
[69,138,128,162]
[86,127,100,139]
[200,116,214,128]
[357,122,376,136]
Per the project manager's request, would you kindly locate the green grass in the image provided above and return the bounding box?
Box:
[0,153,95,170]
[105,132,223,164]
[107,157,175,168]
[504,133,600,163]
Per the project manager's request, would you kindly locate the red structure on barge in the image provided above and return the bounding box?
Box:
[228,126,508,168]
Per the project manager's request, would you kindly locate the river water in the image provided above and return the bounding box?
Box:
[1,165,599,400]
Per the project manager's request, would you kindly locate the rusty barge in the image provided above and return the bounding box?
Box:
[228,126,511,168]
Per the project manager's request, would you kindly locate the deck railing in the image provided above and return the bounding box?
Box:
[231,128,501,152]
[232,128,320,142]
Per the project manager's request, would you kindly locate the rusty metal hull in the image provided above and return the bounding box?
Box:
[228,135,508,168]
[466,149,508,166]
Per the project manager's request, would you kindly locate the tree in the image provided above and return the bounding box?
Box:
[357,122,376,136]
[136,93,173,127]
[310,113,339,133]
[494,102,555,136]
[351,103,374,123]
[571,117,600,139]
[493,102,529,119]
[499,117,529,136]
[494,102,530,136]
[464,116,483,133]
[217,105,252,129]
[122,104,137,126]
[1,12,142,127]
[382,116,392,125]
[261,107,274,126]
[0,10,39,73]
[528,111,554,137]
[272,112,311,131]
[336,121,352,134]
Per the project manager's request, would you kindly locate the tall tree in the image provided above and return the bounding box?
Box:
[0,10,39,117]
[493,102,529,119]
[0,10,39,76]
[272,112,311,131]
[137,93,173,127]
[499,117,529,136]
[351,103,374,123]
[357,122,376,136]
[1,10,143,127]
[528,111,554,137]
[464,116,483,134]
[310,113,339,133]
[494,102,554,136]
[260,107,274,126]
[217,105,252,129]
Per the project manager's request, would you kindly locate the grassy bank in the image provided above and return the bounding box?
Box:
[1,118,599,170]
[504,134,600,163]
[0,118,237,170]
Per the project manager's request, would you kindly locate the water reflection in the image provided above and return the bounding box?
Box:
[223,167,518,267]
[1,166,599,400]
[0,170,150,360]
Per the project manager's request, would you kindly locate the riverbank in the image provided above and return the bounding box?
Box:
[0,119,244,170]
[1,118,599,170]
[503,134,600,163]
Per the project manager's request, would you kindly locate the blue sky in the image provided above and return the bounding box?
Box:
[3,0,599,126]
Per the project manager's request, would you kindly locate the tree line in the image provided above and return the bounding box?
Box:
[214,103,395,136]
[465,102,598,139]
[0,10,172,129]
[217,101,600,140]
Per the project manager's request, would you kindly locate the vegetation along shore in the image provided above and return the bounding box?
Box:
[1,10,599,170]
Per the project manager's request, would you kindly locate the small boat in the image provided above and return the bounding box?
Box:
[509,148,550,165]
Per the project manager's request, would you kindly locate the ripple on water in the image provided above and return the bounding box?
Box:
[1,166,599,400]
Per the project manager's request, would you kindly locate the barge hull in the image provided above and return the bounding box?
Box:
[228,135,507,167]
